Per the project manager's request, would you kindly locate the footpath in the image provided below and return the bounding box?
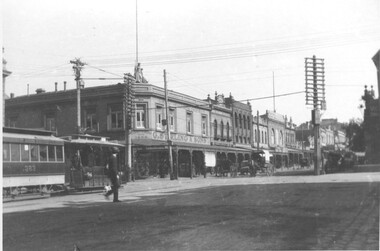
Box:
[3,166,380,204]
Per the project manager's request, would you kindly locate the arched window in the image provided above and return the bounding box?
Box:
[221,121,224,139]
[279,131,283,145]
[226,122,230,140]
[265,131,267,144]
[247,117,250,131]
[271,129,275,145]
[239,114,242,128]
[254,129,257,142]
[261,131,264,144]
[243,115,246,129]
[214,119,218,139]
[258,130,261,143]
[235,113,238,127]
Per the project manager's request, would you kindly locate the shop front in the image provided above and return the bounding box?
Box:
[131,131,252,179]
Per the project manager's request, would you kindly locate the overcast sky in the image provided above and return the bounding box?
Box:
[2,0,380,125]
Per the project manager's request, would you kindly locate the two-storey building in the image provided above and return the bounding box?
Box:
[261,110,287,168]
[252,113,269,150]
[5,80,254,178]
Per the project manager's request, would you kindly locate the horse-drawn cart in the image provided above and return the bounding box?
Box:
[252,150,275,176]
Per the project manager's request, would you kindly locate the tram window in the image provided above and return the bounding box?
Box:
[11,143,20,162]
[3,143,10,161]
[56,146,63,162]
[21,144,30,162]
[48,145,55,162]
[40,145,48,162]
[30,144,39,162]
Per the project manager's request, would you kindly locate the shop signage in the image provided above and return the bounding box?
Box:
[212,141,233,147]
[132,131,210,145]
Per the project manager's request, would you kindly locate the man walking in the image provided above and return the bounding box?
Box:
[104,147,121,202]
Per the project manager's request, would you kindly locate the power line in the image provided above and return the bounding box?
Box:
[82,23,379,60]
[238,91,304,102]
[85,28,380,65]
[85,64,124,78]
[141,90,304,111]
[88,34,380,68]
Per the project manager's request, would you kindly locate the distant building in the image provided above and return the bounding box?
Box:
[295,119,347,156]
[252,112,269,150]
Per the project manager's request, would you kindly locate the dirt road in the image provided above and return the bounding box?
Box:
[3,173,380,250]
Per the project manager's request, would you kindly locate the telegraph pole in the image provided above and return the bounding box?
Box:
[124,73,135,182]
[257,110,260,150]
[70,58,85,134]
[272,71,276,112]
[305,55,326,175]
[164,70,175,180]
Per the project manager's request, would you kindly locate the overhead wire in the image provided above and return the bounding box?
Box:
[138,90,305,112]
[9,24,379,88]
[83,23,379,60]
[85,26,380,67]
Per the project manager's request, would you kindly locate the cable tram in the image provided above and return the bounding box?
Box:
[3,127,66,198]
[62,134,125,191]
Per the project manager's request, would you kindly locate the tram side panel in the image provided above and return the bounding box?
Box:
[3,162,65,188]
[3,132,66,196]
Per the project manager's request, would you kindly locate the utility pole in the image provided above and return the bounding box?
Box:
[70,58,85,134]
[305,55,326,175]
[257,110,260,150]
[272,71,276,113]
[124,73,135,182]
[164,70,175,180]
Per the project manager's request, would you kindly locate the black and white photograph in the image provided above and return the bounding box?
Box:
[2,0,380,250]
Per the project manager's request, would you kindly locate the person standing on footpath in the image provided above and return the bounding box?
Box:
[104,147,121,202]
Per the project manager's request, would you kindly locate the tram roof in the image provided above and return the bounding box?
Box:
[65,138,125,147]
[3,127,56,136]
[3,131,66,145]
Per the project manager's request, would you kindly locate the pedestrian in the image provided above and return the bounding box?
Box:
[104,147,121,202]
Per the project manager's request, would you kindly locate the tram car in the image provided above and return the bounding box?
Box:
[62,134,126,191]
[3,127,66,198]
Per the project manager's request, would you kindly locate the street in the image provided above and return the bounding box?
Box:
[3,172,380,251]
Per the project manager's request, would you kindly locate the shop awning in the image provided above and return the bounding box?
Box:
[132,139,252,154]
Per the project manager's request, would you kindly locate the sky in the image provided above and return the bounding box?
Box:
[2,0,380,125]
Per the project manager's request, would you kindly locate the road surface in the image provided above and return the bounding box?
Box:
[3,172,380,250]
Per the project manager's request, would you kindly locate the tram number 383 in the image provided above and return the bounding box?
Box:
[23,165,36,173]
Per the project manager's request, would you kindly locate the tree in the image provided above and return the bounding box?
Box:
[343,118,365,152]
